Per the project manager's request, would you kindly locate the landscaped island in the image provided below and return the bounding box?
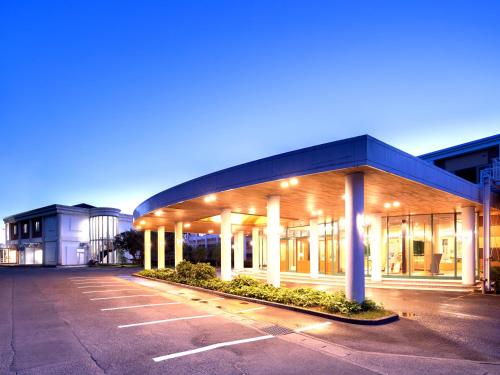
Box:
[138,261,392,320]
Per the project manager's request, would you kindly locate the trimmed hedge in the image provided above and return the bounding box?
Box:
[139,261,382,315]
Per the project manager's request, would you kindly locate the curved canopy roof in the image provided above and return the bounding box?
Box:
[133,135,481,233]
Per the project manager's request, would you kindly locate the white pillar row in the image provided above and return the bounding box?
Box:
[174,222,183,267]
[157,226,165,269]
[462,206,476,286]
[220,209,233,281]
[234,231,245,270]
[370,215,382,282]
[309,218,319,278]
[252,227,260,272]
[345,172,365,303]
[267,195,281,287]
[144,229,151,270]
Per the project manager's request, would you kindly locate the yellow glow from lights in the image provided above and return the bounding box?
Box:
[393,201,400,207]
[136,225,142,230]
[204,194,217,203]
[154,210,163,216]
[280,181,289,188]
[140,220,146,225]
[384,202,391,209]
[290,177,299,186]
[249,207,256,215]
[208,229,214,234]
[184,223,191,228]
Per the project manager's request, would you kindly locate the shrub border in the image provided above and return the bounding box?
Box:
[134,273,399,325]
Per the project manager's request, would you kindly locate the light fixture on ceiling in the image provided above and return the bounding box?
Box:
[383,202,391,209]
[135,225,142,230]
[393,201,400,207]
[154,210,163,216]
[249,207,256,215]
[280,181,289,188]
[184,223,191,228]
[290,177,299,186]
[140,220,146,225]
[204,194,216,203]
[208,229,214,234]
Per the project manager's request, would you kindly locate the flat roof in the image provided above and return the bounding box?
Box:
[419,134,500,161]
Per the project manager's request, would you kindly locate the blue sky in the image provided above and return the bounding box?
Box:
[1,1,499,242]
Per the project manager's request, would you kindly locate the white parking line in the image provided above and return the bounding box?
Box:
[74,281,123,284]
[90,294,157,301]
[118,314,214,328]
[153,335,274,362]
[237,306,266,314]
[101,302,182,311]
[82,288,140,294]
[78,284,126,288]
[294,322,332,332]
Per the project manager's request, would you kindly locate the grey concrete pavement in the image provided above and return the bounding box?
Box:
[1,266,499,375]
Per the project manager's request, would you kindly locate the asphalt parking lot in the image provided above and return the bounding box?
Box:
[1,267,499,375]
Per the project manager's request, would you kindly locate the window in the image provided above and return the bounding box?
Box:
[35,221,40,232]
[13,225,17,235]
[23,223,28,234]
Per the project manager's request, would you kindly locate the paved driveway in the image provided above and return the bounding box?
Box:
[0,267,499,374]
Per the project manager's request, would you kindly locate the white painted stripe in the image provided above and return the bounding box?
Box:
[118,314,214,328]
[153,335,274,362]
[101,302,182,311]
[294,322,332,332]
[74,281,122,284]
[237,307,266,313]
[198,297,224,302]
[82,288,140,294]
[90,294,157,301]
[78,284,125,288]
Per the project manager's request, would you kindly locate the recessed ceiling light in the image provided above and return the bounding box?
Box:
[204,194,216,203]
[384,203,391,209]
[154,210,163,216]
[136,225,142,230]
[208,229,214,234]
[393,201,400,207]
[317,209,323,216]
[184,223,191,228]
[280,181,289,188]
[140,220,146,225]
[249,207,256,215]
[290,177,299,186]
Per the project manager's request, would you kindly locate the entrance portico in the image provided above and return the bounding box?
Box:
[134,135,492,301]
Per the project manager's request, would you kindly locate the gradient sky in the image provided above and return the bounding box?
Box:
[1,0,499,243]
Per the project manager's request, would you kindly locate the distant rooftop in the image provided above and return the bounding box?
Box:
[420,134,500,161]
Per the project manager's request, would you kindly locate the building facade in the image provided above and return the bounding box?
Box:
[133,135,500,301]
[2,204,132,266]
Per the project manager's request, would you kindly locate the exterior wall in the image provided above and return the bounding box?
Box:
[59,213,90,265]
[43,215,58,265]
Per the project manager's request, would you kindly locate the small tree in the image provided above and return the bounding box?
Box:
[114,230,144,265]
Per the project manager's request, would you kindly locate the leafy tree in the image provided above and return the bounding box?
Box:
[114,230,144,264]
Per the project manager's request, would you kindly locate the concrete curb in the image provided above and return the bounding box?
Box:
[133,273,399,326]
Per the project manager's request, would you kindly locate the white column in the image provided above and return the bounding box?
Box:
[174,222,183,267]
[462,207,476,286]
[252,227,260,272]
[370,215,382,282]
[220,209,232,281]
[309,218,319,278]
[157,226,165,269]
[267,195,281,287]
[234,231,244,270]
[144,229,151,270]
[483,179,492,291]
[345,173,365,303]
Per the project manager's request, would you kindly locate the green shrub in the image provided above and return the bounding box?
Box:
[138,262,382,316]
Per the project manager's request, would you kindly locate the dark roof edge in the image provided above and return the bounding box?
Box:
[419,134,500,161]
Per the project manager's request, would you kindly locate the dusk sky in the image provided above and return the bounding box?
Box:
[1,0,499,243]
